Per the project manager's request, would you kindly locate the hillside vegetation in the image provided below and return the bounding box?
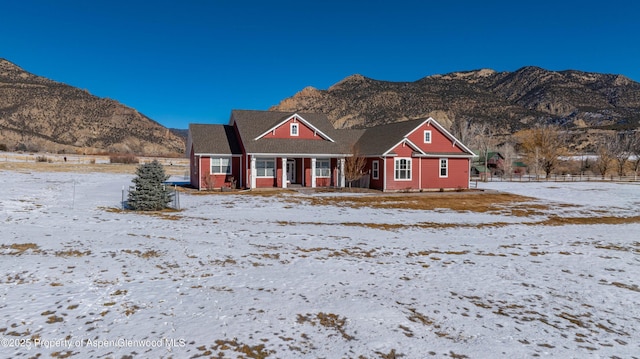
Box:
[272,67,640,149]
[0,59,185,155]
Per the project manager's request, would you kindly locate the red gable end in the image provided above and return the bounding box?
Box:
[405,121,465,153]
[262,116,323,140]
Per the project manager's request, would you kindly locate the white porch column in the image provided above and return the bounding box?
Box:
[197,155,202,191]
[419,156,422,191]
[238,155,242,189]
[250,156,256,189]
[311,157,317,188]
[281,157,287,188]
[339,158,345,188]
[382,157,387,192]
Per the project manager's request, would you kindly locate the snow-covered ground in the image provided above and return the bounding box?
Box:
[0,169,639,358]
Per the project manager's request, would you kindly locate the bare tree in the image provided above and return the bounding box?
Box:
[464,122,495,181]
[594,134,616,179]
[515,125,567,179]
[630,131,640,179]
[498,141,517,177]
[344,145,367,188]
[450,119,502,180]
[449,117,472,146]
[610,132,632,176]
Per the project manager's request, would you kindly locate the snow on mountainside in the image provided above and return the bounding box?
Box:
[0,169,639,358]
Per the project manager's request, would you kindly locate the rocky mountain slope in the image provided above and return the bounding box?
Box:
[0,59,185,155]
[271,67,640,135]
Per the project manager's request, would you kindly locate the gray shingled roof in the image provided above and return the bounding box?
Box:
[189,124,242,155]
[355,119,427,156]
[189,111,474,158]
[231,110,364,155]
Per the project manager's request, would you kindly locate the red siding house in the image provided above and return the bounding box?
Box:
[187,110,476,191]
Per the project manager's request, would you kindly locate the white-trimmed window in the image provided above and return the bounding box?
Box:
[315,159,331,177]
[439,158,448,177]
[424,130,432,143]
[211,157,231,174]
[256,158,275,177]
[372,160,379,180]
[394,158,411,180]
[290,123,299,136]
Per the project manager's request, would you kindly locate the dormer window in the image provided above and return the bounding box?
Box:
[290,123,299,136]
[424,130,432,143]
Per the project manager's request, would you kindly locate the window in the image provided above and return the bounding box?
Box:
[290,123,299,136]
[256,158,275,177]
[372,160,379,180]
[211,157,231,174]
[315,159,331,177]
[424,130,432,143]
[440,158,448,177]
[394,158,411,180]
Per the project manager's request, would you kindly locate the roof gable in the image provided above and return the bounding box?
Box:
[253,113,334,142]
[357,117,475,157]
[405,118,475,155]
[382,138,425,156]
[355,119,426,156]
[197,111,475,158]
[230,110,353,155]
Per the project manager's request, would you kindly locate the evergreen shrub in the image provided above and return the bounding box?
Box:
[127,160,173,211]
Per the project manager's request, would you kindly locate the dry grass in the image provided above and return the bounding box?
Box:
[186,188,299,196]
[278,212,640,232]
[55,249,91,257]
[1,243,41,255]
[102,206,183,220]
[122,249,161,258]
[1,161,138,174]
[0,157,188,175]
[181,187,541,216]
[594,242,640,253]
[280,220,513,231]
[537,215,640,226]
[609,282,640,292]
[297,192,540,214]
[375,349,405,358]
[136,211,183,220]
[45,315,64,324]
[297,312,355,341]
[122,303,140,316]
[209,339,276,358]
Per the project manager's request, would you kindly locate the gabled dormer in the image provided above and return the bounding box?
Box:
[382,137,425,156]
[254,114,335,142]
[403,118,475,155]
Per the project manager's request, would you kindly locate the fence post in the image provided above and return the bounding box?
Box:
[122,186,125,211]
[174,185,180,210]
[72,180,76,209]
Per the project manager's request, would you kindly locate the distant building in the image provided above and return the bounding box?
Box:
[472,151,527,178]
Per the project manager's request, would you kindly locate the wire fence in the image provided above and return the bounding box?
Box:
[472,174,640,184]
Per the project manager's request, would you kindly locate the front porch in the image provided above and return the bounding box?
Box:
[248,156,346,189]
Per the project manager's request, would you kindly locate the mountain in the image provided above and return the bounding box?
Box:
[271,67,640,136]
[0,59,185,155]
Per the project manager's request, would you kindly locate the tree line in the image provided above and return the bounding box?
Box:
[449,118,640,179]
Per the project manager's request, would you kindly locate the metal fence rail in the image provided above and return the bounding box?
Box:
[472,174,640,183]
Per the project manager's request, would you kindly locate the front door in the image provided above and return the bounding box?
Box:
[286,160,296,183]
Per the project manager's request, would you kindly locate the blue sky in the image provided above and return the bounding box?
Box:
[2,1,639,129]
